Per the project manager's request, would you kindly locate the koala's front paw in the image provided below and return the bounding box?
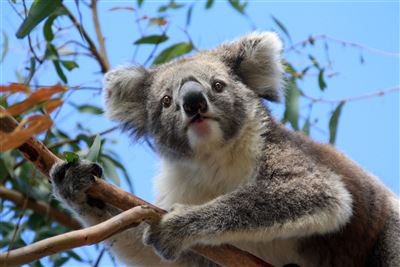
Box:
[143,206,194,262]
[50,160,103,207]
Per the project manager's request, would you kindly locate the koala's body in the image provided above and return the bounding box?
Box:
[51,32,399,267]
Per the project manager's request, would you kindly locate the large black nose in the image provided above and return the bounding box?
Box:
[181,81,208,116]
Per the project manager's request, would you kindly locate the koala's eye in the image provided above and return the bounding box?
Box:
[161,95,172,108]
[212,81,225,93]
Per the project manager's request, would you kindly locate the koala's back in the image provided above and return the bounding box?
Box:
[272,126,399,266]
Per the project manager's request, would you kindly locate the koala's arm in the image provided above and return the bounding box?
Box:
[144,165,353,261]
[50,161,217,267]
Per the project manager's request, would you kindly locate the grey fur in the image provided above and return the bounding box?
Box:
[52,32,399,267]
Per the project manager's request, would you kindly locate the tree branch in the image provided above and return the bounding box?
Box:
[0,186,81,230]
[63,4,109,73]
[0,107,272,267]
[90,0,110,70]
[0,206,160,266]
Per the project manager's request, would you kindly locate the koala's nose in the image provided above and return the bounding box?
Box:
[181,81,208,116]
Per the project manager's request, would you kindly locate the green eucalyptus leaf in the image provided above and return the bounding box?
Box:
[63,151,79,163]
[137,0,144,8]
[1,31,9,63]
[329,101,345,144]
[65,251,82,261]
[85,135,101,162]
[283,79,300,130]
[45,43,59,60]
[318,69,327,91]
[53,256,69,267]
[205,0,214,9]
[61,60,79,71]
[134,35,168,45]
[227,0,247,14]
[101,156,120,185]
[52,60,67,83]
[308,54,320,69]
[43,16,57,42]
[271,15,291,42]
[302,119,310,136]
[70,103,103,114]
[186,5,194,27]
[16,0,63,39]
[153,42,193,65]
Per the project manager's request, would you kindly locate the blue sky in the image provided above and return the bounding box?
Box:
[1,0,399,266]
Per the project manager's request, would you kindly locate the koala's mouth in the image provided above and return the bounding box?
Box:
[190,114,211,124]
[190,114,208,123]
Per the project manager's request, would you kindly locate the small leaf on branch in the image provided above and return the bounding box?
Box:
[85,135,101,162]
[186,5,194,27]
[1,31,8,63]
[61,60,79,71]
[158,1,184,12]
[283,79,300,130]
[329,101,345,144]
[16,0,63,39]
[63,151,79,163]
[53,61,68,83]
[0,115,53,152]
[227,0,247,14]
[2,85,65,116]
[271,15,291,43]
[0,83,30,94]
[134,35,168,45]
[302,119,310,136]
[153,42,193,65]
[101,156,120,185]
[70,103,103,114]
[205,0,214,9]
[318,69,327,91]
[44,99,63,113]
[149,17,168,26]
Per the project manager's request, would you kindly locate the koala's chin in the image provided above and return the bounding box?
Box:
[187,118,224,153]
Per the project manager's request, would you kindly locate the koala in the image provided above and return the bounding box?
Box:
[51,32,399,267]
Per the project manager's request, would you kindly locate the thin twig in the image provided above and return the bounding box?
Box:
[300,86,400,104]
[91,0,110,70]
[285,34,400,57]
[48,126,118,149]
[92,247,106,267]
[63,4,109,73]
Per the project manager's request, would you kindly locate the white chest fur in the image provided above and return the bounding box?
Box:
[154,121,263,208]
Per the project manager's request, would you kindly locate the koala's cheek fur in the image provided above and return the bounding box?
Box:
[149,99,192,158]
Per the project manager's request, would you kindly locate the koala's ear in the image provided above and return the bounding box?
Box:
[216,32,283,101]
[103,65,150,138]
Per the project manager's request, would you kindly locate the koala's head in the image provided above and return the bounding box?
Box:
[104,32,283,159]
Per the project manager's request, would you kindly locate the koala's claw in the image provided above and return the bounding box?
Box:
[143,223,183,262]
[50,160,103,205]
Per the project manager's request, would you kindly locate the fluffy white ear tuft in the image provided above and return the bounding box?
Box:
[217,32,284,101]
[103,65,149,138]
